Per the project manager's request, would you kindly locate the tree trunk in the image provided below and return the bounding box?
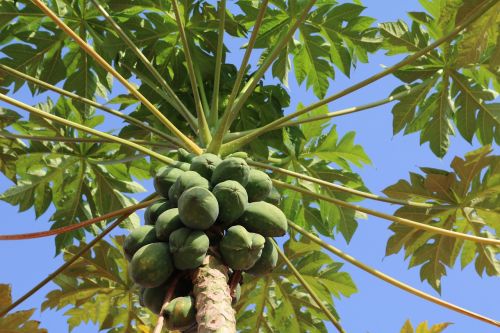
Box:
[192,255,236,333]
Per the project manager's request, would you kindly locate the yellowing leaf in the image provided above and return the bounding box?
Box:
[0,284,48,333]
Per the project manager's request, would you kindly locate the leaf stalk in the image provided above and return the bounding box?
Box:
[272,239,346,333]
[274,180,500,246]
[288,221,500,328]
[30,0,202,154]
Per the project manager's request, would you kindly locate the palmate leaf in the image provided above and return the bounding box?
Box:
[0,98,145,252]
[274,119,370,241]
[236,237,356,332]
[381,0,500,156]
[383,146,499,292]
[42,236,153,333]
[235,0,380,98]
[0,284,48,333]
[399,319,451,333]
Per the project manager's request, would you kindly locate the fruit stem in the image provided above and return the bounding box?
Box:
[193,255,236,333]
[153,274,182,333]
[228,270,242,298]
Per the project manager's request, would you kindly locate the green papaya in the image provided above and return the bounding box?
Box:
[245,169,272,202]
[130,242,174,288]
[220,225,265,270]
[178,187,219,230]
[178,148,196,163]
[123,225,158,261]
[163,296,196,331]
[155,208,183,241]
[168,171,210,205]
[144,199,171,225]
[154,167,185,198]
[169,228,209,270]
[225,151,249,159]
[211,157,250,186]
[212,180,248,227]
[189,153,221,180]
[176,162,191,171]
[143,283,168,314]
[238,201,287,237]
[264,187,281,206]
[246,237,278,275]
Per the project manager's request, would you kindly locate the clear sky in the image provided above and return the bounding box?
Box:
[0,1,498,332]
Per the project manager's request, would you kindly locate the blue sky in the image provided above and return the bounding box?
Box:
[0,0,498,332]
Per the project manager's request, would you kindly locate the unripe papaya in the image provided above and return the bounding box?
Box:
[154,167,184,198]
[211,157,250,186]
[220,225,265,270]
[130,242,174,288]
[237,201,287,237]
[168,171,210,205]
[189,153,221,179]
[142,276,193,314]
[264,187,281,206]
[178,148,196,163]
[169,228,209,270]
[155,208,183,241]
[176,162,191,171]
[144,199,171,225]
[245,169,272,202]
[212,180,248,227]
[225,151,248,159]
[246,237,278,275]
[178,187,219,230]
[163,296,196,331]
[123,225,158,261]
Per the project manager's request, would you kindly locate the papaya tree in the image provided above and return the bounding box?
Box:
[0,0,498,332]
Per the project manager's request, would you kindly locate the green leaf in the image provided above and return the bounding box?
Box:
[302,125,371,169]
[451,72,499,145]
[383,146,499,292]
[294,25,334,99]
[42,237,152,332]
[236,237,356,333]
[0,284,48,333]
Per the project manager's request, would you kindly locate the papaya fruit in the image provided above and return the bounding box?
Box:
[154,167,184,198]
[169,228,209,270]
[178,148,196,163]
[189,153,221,179]
[155,208,183,241]
[123,225,158,261]
[245,169,272,202]
[246,237,278,275]
[178,187,219,230]
[225,151,249,159]
[211,157,250,186]
[176,162,191,171]
[142,275,193,314]
[144,199,171,225]
[168,171,210,205]
[163,296,196,331]
[130,242,174,288]
[237,201,287,237]
[220,225,265,270]
[143,283,168,314]
[212,180,248,227]
[264,186,281,206]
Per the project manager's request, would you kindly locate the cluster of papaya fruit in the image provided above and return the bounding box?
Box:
[123,150,286,330]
